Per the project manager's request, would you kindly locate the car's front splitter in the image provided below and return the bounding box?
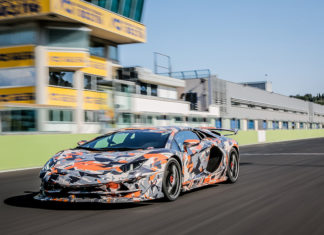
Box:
[34,172,164,203]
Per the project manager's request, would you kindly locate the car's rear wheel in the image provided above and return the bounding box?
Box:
[162,158,182,201]
[226,149,239,183]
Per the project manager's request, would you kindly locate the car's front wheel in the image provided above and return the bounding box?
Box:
[226,149,239,183]
[162,158,182,201]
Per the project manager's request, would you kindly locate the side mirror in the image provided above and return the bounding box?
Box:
[183,139,200,148]
[77,140,87,146]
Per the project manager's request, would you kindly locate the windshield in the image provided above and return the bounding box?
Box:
[78,130,170,151]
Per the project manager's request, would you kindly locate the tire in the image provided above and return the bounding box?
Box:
[226,149,239,183]
[162,158,182,201]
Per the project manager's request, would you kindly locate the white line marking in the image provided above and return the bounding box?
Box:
[0,166,42,174]
[241,153,324,156]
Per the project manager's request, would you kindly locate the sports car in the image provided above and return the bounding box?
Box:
[34,126,239,203]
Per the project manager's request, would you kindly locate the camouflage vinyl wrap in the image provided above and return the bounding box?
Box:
[34,126,239,203]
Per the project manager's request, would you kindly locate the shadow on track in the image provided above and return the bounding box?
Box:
[4,192,152,210]
[4,183,225,210]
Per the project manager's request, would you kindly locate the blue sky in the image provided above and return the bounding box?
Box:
[120,0,324,96]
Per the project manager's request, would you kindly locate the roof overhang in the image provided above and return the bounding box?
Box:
[0,0,146,44]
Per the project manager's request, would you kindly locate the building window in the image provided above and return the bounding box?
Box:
[84,75,92,90]
[273,121,279,129]
[300,122,304,129]
[157,115,169,120]
[230,119,236,129]
[85,110,99,122]
[108,45,119,61]
[262,120,267,130]
[90,41,106,58]
[134,0,144,22]
[85,0,144,22]
[139,82,147,95]
[135,114,141,123]
[110,0,121,13]
[1,110,37,132]
[121,84,128,92]
[121,113,132,123]
[248,120,255,130]
[83,74,104,91]
[0,28,36,47]
[49,71,74,88]
[0,67,36,87]
[282,121,288,129]
[49,110,73,122]
[215,118,222,128]
[175,116,183,122]
[47,28,89,48]
[146,116,153,124]
[151,84,158,96]
[230,118,241,129]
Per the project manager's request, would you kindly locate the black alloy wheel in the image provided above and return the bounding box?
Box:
[162,158,182,201]
[226,149,239,183]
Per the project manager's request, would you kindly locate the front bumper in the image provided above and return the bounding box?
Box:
[34,172,164,203]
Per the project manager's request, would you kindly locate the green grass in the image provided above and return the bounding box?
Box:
[0,134,99,171]
[266,129,324,143]
[230,131,258,146]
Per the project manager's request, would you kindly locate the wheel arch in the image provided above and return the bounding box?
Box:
[170,155,182,170]
[232,146,240,159]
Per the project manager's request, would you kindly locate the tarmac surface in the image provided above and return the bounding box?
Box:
[1,138,324,235]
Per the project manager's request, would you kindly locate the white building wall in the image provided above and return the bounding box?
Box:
[157,86,177,99]
[132,95,190,114]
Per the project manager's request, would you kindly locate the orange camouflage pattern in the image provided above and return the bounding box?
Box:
[35,126,239,203]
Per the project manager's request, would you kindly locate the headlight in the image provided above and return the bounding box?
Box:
[120,159,147,173]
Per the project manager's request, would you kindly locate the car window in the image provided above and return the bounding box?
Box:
[174,131,200,152]
[194,130,206,139]
[171,140,181,152]
[81,131,170,150]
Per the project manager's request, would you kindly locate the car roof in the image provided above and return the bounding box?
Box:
[119,126,191,133]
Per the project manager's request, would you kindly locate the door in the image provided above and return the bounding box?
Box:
[173,130,210,185]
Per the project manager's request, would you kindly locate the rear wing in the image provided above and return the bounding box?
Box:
[199,127,238,136]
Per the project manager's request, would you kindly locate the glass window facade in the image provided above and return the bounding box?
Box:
[0,28,36,47]
[230,118,240,129]
[1,110,37,132]
[47,28,89,48]
[282,121,289,129]
[84,75,92,90]
[83,74,104,90]
[90,41,106,58]
[85,0,145,22]
[273,121,279,129]
[0,67,35,87]
[139,82,147,95]
[215,118,222,128]
[151,84,157,96]
[121,113,132,123]
[49,71,74,88]
[262,120,267,129]
[248,120,255,130]
[49,110,73,122]
[85,110,100,122]
[108,45,119,61]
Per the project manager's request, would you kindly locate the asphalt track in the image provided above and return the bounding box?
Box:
[1,138,324,235]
